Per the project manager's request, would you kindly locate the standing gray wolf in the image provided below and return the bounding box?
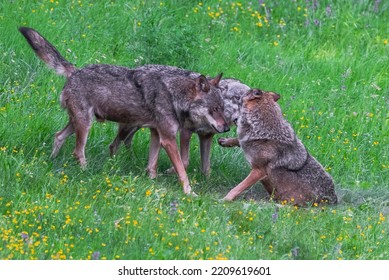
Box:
[219,89,337,206]
[18,26,229,195]
[109,64,250,177]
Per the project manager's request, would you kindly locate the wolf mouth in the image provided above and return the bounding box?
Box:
[211,125,221,133]
[212,124,229,133]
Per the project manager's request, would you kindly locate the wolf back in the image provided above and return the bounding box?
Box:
[18,26,228,194]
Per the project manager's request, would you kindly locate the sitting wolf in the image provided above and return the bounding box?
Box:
[219,89,337,206]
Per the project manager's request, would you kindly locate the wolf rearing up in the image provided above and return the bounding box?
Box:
[220,89,337,205]
[19,27,229,195]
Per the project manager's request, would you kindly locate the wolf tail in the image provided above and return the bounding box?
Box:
[19,27,76,78]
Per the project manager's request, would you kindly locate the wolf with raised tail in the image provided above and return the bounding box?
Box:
[19,26,229,195]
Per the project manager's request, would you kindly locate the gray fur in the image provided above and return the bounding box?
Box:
[224,89,337,205]
[134,66,249,128]
[219,78,250,125]
[19,26,229,195]
[18,27,75,77]
[110,66,250,176]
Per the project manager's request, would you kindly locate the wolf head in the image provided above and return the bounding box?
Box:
[241,89,280,120]
[242,88,280,105]
[238,88,296,143]
[239,88,281,129]
[187,74,230,134]
[219,79,250,125]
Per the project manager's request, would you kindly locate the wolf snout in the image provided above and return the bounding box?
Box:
[212,123,229,133]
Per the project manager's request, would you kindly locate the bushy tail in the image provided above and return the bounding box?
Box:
[18,27,76,77]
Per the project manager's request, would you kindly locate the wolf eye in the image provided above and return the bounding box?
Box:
[212,107,219,112]
[252,89,263,97]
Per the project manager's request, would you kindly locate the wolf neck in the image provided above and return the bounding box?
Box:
[239,103,295,144]
[172,93,192,128]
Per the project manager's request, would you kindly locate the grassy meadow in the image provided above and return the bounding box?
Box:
[0,0,388,260]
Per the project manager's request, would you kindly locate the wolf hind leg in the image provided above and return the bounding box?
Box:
[72,109,93,168]
[123,127,140,147]
[73,124,92,168]
[51,121,74,159]
[146,128,161,179]
[223,168,267,201]
[109,123,139,157]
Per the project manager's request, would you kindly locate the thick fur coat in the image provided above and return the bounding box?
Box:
[223,89,337,205]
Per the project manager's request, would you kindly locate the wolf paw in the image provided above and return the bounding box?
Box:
[218,137,239,147]
[146,168,158,179]
[165,166,176,175]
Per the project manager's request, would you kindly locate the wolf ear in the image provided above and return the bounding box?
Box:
[271,92,280,102]
[196,75,210,93]
[209,73,223,87]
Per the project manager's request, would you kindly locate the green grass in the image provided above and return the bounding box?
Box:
[0,0,388,260]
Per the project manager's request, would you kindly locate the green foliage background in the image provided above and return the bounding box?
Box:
[0,0,388,260]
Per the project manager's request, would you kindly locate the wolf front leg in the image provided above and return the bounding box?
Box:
[223,168,267,201]
[165,128,192,174]
[179,128,192,170]
[198,133,214,176]
[158,132,193,195]
[218,137,240,147]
